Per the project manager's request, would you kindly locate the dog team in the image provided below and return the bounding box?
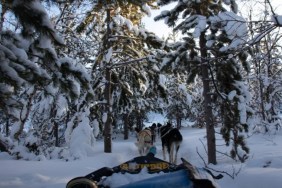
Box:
[135,122,183,164]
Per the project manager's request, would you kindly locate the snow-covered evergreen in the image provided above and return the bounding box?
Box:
[0,0,281,164]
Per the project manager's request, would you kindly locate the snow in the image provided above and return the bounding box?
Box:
[193,15,207,38]
[158,74,167,90]
[69,109,96,159]
[0,60,25,86]
[102,168,162,188]
[105,47,113,63]
[124,19,133,31]
[142,4,152,17]
[1,123,282,188]
[1,1,282,188]
[209,11,248,52]
[228,90,237,100]
[144,112,168,127]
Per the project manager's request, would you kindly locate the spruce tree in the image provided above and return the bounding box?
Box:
[155,0,252,163]
[75,0,170,152]
[0,0,93,157]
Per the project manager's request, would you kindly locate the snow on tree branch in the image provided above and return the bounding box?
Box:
[209,11,248,52]
[271,15,282,26]
[266,0,282,27]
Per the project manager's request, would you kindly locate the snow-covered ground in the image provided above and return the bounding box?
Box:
[0,126,282,188]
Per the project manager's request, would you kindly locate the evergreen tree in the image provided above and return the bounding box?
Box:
[155,0,253,163]
[0,0,93,158]
[75,0,170,152]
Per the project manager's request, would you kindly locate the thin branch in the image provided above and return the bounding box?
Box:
[216,150,238,162]
[266,0,280,26]
[199,138,208,156]
[196,147,242,179]
[206,60,227,100]
[248,25,277,45]
[109,57,148,68]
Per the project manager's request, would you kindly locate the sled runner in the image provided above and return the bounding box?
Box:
[66,155,222,188]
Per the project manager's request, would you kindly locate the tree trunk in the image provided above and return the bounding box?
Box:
[136,111,143,131]
[200,32,217,165]
[104,66,112,153]
[123,114,129,140]
[0,3,7,32]
[176,115,181,129]
[54,122,59,147]
[6,118,9,136]
[104,8,112,153]
[0,140,8,152]
[259,79,266,120]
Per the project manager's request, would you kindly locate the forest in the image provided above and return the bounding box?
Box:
[0,0,281,165]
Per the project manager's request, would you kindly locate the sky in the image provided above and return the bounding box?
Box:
[142,0,282,38]
[0,112,282,188]
[142,3,174,38]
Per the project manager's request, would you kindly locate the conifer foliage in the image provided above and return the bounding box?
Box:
[0,0,93,158]
[74,0,169,153]
[155,0,253,163]
[0,0,281,162]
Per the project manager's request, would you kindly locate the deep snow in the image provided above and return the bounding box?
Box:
[0,126,282,188]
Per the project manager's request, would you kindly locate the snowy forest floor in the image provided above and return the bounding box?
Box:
[0,126,282,188]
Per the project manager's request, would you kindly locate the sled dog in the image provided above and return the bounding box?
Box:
[160,123,182,164]
[135,128,152,156]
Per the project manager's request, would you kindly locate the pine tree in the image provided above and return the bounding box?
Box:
[155,0,252,163]
[74,0,170,152]
[0,0,93,157]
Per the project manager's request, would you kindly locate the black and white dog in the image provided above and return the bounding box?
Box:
[160,123,183,164]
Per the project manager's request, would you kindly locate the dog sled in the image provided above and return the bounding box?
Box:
[66,152,222,188]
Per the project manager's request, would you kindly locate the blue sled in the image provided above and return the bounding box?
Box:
[66,155,222,188]
[117,169,192,188]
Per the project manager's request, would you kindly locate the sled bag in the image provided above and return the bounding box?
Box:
[116,169,192,188]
